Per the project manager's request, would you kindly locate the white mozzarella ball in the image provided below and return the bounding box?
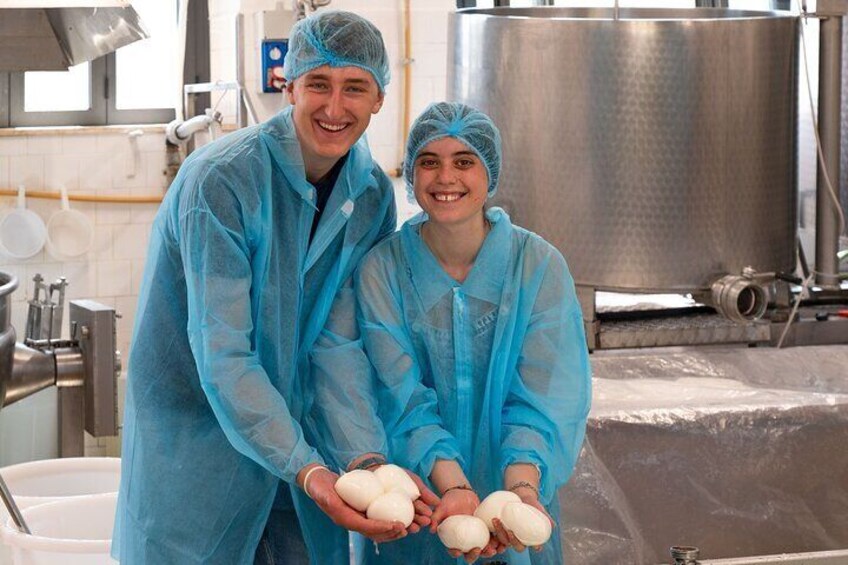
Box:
[366,491,415,527]
[473,490,522,532]
[499,502,553,546]
[373,464,420,500]
[334,470,384,512]
[437,515,491,553]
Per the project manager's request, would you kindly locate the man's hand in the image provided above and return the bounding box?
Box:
[300,465,406,543]
[352,458,440,536]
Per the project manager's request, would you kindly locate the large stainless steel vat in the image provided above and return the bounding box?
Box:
[449,8,799,292]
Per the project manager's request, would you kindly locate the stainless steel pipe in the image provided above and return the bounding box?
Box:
[4,344,55,407]
[706,274,769,322]
[815,13,843,289]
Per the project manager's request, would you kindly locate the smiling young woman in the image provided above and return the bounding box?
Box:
[343,102,592,565]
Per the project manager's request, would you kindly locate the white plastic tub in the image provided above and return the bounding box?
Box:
[0,458,120,523]
[1,492,117,564]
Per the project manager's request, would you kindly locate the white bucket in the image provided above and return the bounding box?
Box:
[1,492,117,564]
[0,458,120,523]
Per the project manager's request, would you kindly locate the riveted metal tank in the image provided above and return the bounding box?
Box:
[448,7,798,292]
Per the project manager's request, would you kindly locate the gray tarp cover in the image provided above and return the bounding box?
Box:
[559,345,848,564]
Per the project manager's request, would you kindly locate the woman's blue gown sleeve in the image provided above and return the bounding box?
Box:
[498,250,592,504]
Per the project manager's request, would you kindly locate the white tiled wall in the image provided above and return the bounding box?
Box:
[0,130,167,463]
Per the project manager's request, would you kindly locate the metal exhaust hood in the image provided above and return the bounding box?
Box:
[0,0,148,71]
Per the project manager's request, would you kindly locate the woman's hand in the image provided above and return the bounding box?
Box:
[491,485,554,553]
[431,488,491,563]
[429,487,480,531]
[399,468,440,534]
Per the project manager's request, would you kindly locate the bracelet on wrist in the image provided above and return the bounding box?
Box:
[442,484,474,495]
[351,456,387,472]
[302,465,329,499]
[508,481,539,497]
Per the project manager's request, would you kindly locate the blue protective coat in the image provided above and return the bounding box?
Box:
[112,105,396,564]
[354,208,591,565]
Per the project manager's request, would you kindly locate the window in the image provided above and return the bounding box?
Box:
[0,0,209,127]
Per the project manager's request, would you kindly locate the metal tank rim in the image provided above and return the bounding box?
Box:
[0,273,18,298]
[454,6,798,21]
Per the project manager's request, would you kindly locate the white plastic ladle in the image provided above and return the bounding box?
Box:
[46,187,93,260]
[0,186,47,260]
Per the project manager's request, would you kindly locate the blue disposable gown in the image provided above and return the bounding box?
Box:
[113,105,396,564]
[354,208,591,565]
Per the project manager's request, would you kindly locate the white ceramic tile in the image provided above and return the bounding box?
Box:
[92,225,114,261]
[43,154,81,191]
[0,389,59,466]
[372,144,400,174]
[95,202,131,225]
[0,138,26,157]
[9,155,44,188]
[113,223,150,260]
[416,0,455,11]
[144,151,168,189]
[78,154,114,191]
[96,134,124,154]
[367,10,401,47]
[111,150,147,190]
[134,132,167,153]
[430,75,447,100]
[115,294,138,343]
[131,259,147,295]
[412,9,449,41]
[367,98,402,148]
[411,43,448,78]
[130,202,160,225]
[411,80,436,118]
[61,261,96,299]
[0,155,9,188]
[97,260,132,297]
[10,298,27,335]
[72,201,97,225]
[26,136,63,156]
[25,262,65,289]
[84,445,107,457]
[61,135,100,155]
[23,194,53,219]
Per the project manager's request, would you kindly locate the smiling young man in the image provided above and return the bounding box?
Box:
[112,11,429,565]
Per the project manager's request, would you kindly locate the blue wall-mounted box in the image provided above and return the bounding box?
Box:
[262,39,288,93]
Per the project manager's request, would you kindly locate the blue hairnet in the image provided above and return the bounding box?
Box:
[403,101,503,199]
[283,10,390,92]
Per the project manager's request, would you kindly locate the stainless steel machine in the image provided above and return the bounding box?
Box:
[449,6,848,564]
[0,272,120,457]
[449,6,848,350]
